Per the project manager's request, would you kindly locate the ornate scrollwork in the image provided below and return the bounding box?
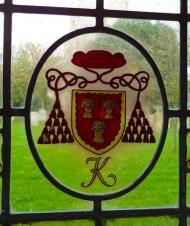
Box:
[45,68,149,95]
[45,50,149,96]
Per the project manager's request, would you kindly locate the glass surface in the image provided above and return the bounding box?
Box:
[31,32,164,195]
[105,217,178,226]
[14,221,94,226]
[11,119,92,211]
[11,14,95,107]
[103,118,178,208]
[187,174,190,206]
[104,0,180,13]
[13,0,95,8]
[105,19,180,109]
[0,13,3,107]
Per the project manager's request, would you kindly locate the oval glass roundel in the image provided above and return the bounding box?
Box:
[26,30,167,198]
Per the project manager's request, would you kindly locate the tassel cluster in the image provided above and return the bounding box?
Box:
[122,101,156,143]
[38,101,74,144]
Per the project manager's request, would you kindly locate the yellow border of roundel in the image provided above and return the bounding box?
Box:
[71,90,126,155]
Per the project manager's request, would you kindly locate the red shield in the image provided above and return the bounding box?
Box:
[72,90,126,155]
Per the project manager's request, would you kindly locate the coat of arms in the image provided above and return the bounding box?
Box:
[38,50,155,187]
[72,90,126,155]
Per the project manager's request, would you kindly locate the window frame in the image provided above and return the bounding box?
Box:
[0,0,189,225]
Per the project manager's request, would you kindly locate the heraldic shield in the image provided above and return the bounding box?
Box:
[72,90,126,155]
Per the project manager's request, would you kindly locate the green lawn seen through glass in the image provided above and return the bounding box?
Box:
[7,118,188,225]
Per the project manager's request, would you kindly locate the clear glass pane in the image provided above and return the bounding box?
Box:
[105,19,180,109]
[11,118,92,211]
[0,13,3,107]
[106,217,178,226]
[104,0,180,13]
[103,118,178,208]
[13,221,94,226]
[13,0,95,8]
[12,14,95,48]
[188,175,190,206]
[11,14,95,107]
